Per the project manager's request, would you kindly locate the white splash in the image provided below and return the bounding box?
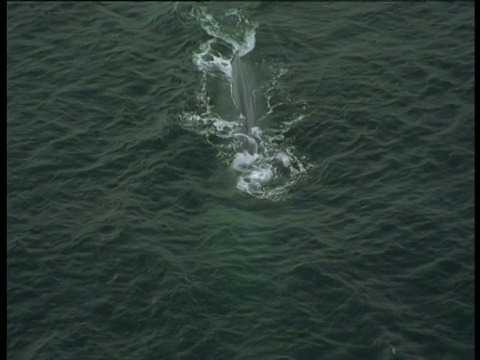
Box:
[183,5,313,201]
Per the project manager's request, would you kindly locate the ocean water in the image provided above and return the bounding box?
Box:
[7,2,474,359]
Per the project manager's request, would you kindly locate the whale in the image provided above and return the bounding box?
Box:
[231,54,256,135]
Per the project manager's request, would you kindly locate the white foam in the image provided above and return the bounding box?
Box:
[249,168,273,183]
[275,152,290,167]
[191,6,258,58]
[193,39,232,78]
[250,126,262,137]
[185,6,313,201]
[237,167,273,193]
[236,28,257,57]
[213,119,236,134]
[231,151,260,171]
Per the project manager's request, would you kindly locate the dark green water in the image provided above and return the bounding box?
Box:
[7,2,474,359]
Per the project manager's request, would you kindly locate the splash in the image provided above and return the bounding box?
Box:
[182,5,312,201]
